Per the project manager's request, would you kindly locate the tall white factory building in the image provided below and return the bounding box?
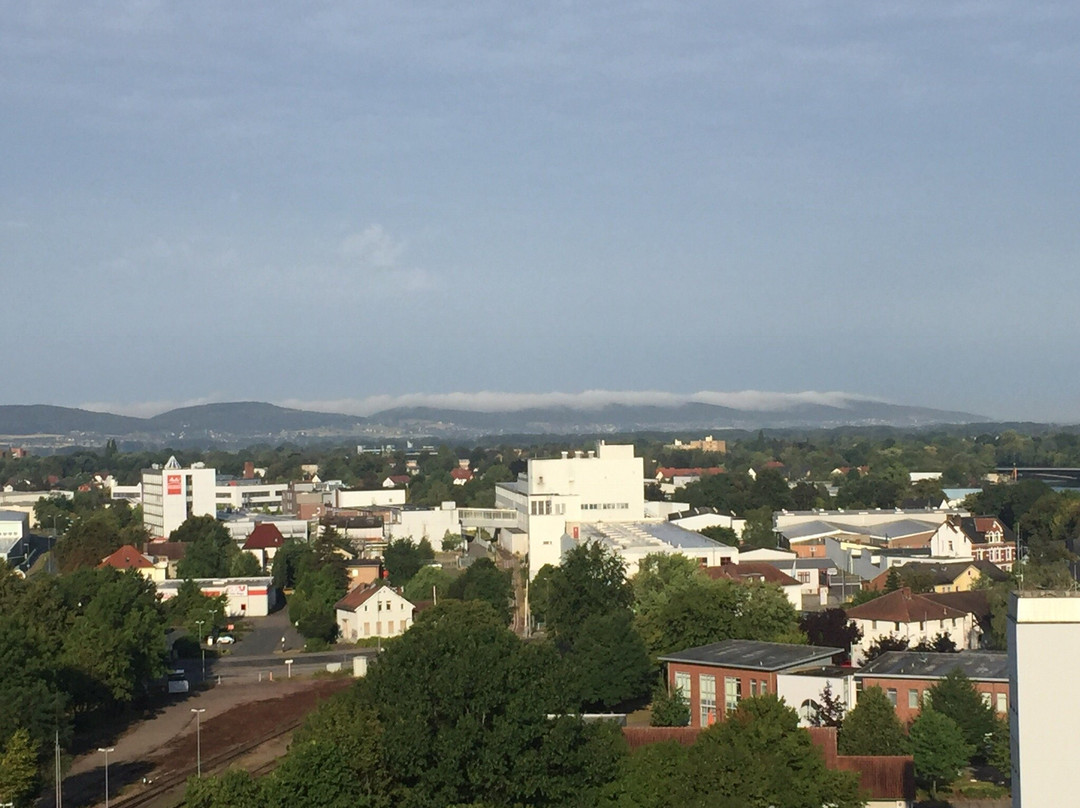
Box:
[1008,591,1080,807]
[142,456,217,539]
[495,442,646,579]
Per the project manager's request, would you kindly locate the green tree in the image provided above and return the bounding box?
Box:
[987,715,1010,783]
[54,512,123,572]
[649,696,863,808]
[185,769,266,808]
[909,708,972,798]
[383,538,430,586]
[402,565,452,604]
[358,600,624,808]
[447,558,513,623]
[272,539,311,590]
[799,608,861,660]
[926,669,995,756]
[230,551,263,577]
[563,609,652,710]
[174,517,238,579]
[839,686,907,756]
[649,677,690,727]
[543,543,633,642]
[0,729,40,808]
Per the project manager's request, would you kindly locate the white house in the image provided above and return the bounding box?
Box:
[335,584,415,641]
[845,587,977,665]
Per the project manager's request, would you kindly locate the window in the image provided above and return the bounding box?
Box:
[750,680,757,696]
[886,688,898,706]
[982,692,992,708]
[760,680,767,695]
[725,677,741,712]
[996,692,1007,714]
[674,671,690,699]
[700,675,716,726]
[908,689,919,709]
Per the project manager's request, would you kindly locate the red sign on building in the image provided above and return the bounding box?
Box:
[167,474,182,495]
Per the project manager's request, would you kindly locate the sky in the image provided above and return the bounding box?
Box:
[3,1,1079,422]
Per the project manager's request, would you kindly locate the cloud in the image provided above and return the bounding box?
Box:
[78,395,225,419]
[276,390,883,416]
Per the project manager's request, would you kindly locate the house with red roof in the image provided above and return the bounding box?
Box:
[704,561,803,609]
[845,587,977,664]
[450,468,474,485]
[382,475,411,489]
[99,544,165,583]
[335,583,415,642]
[242,523,286,570]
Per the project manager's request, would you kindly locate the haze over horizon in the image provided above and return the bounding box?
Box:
[4,3,1078,423]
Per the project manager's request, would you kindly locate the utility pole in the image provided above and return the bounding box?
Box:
[97,748,114,808]
[190,709,206,777]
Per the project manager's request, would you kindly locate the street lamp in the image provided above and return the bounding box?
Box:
[195,619,205,679]
[97,747,115,808]
[285,658,294,679]
[191,709,206,777]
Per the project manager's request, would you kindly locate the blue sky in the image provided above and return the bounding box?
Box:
[2,1,1078,421]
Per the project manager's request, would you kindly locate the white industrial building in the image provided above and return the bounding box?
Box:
[575,521,738,576]
[0,510,30,566]
[495,442,647,580]
[215,479,290,511]
[156,576,275,617]
[141,456,217,539]
[383,502,460,543]
[1008,591,1080,808]
[335,489,406,509]
[221,514,309,544]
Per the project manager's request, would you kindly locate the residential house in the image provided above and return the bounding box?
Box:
[335,583,415,641]
[450,468,474,486]
[856,650,1009,724]
[145,540,186,578]
[654,467,724,495]
[846,588,977,664]
[382,475,411,489]
[242,523,286,570]
[929,515,1017,571]
[704,562,803,610]
[867,560,1009,594]
[659,639,844,728]
[99,544,166,583]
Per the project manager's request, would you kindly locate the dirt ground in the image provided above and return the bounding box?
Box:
[51,676,353,808]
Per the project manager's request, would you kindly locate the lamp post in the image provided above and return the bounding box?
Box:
[191,709,206,777]
[285,658,294,679]
[195,619,205,679]
[97,747,115,808]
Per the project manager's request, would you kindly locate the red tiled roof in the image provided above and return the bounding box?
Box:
[704,562,800,587]
[450,468,474,480]
[846,587,968,623]
[99,544,153,570]
[243,523,285,550]
[334,583,413,612]
[386,475,410,485]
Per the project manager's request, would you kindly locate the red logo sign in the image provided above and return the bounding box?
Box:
[167,474,182,495]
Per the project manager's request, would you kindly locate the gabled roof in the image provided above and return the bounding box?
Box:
[450,468,474,480]
[146,541,187,560]
[846,587,968,623]
[704,562,800,587]
[659,639,842,671]
[385,475,410,485]
[100,544,154,570]
[334,583,413,613]
[243,523,285,550]
[959,515,1017,545]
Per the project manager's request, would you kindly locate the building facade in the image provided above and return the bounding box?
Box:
[141,456,217,539]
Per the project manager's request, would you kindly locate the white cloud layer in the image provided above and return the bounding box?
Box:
[79,390,883,418]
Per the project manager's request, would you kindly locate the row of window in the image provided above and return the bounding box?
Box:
[883,686,1007,714]
[529,500,567,516]
[677,672,767,726]
[581,503,630,511]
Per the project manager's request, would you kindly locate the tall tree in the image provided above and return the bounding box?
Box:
[0,729,39,808]
[543,543,633,643]
[908,708,972,799]
[799,608,861,660]
[649,677,690,728]
[926,670,995,756]
[838,686,907,756]
[447,558,513,623]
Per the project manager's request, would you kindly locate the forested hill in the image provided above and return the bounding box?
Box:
[0,397,987,447]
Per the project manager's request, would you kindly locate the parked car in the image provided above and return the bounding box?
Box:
[214,634,236,645]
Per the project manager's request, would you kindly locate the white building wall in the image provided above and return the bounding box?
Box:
[336,489,406,509]
[776,672,856,727]
[142,463,217,538]
[1008,593,1080,808]
[851,613,975,665]
[337,588,414,641]
[215,482,289,511]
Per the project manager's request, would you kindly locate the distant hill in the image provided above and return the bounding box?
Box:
[0,397,987,447]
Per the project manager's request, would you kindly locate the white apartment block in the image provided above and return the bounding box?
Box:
[1008,591,1080,808]
[215,479,290,511]
[495,442,646,580]
[141,456,217,539]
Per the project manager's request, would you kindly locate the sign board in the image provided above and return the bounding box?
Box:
[167,474,182,495]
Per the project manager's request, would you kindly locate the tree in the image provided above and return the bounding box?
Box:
[987,715,1010,783]
[631,553,702,614]
[908,708,972,798]
[447,558,513,624]
[54,512,123,572]
[697,525,738,545]
[663,696,863,807]
[441,531,463,551]
[185,769,266,808]
[863,634,909,662]
[402,565,452,604]
[384,538,429,586]
[810,681,847,729]
[174,517,239,579]
[0,729,39,808]
[272,540,311,590]
[543,543,633,643]
[839,686,907,756]
[562,609,652,710]
[911,633,957,653]
[926,669,995,756]
[649,677,690,727]
[740,508,778,548]
[799,609,861,660]
[357,600,624,808]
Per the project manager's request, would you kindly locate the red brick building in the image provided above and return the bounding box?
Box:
[855,650,1009,724]
[659,640,844,728]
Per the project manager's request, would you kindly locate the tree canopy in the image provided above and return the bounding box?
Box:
[838,686,907,756]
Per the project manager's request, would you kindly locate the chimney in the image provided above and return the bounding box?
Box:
[243,461,255,479]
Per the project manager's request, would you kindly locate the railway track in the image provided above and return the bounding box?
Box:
[107,718,303,808]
